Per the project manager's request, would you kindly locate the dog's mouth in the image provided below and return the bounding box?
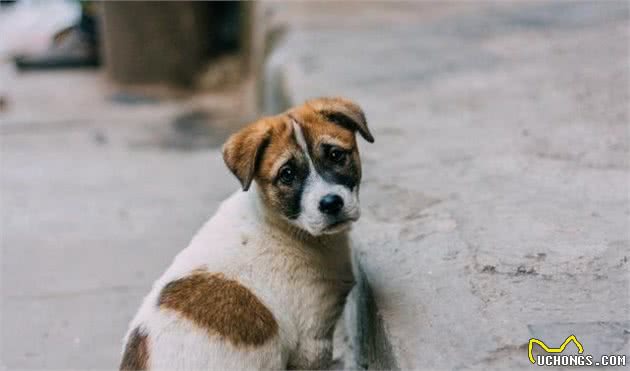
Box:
[322,217,357,234]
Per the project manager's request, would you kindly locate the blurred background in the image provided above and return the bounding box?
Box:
[1,1,628,370]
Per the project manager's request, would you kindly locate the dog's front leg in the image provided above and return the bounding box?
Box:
[287,336,333,370]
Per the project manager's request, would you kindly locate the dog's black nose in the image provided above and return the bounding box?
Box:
[319,194,344,215]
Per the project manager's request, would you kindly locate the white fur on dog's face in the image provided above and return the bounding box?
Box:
[291,121,360,235]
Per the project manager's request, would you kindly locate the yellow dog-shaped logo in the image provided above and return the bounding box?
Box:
[528,335,584,364]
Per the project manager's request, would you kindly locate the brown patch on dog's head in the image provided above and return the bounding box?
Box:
[120,327,150,371]
[223,115,308,219]
[223,97,373,234]
[158,270,278,347]
[287,97,373,190]
[300,96,373,143]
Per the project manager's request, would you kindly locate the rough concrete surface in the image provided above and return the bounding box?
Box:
[266,1,629,369]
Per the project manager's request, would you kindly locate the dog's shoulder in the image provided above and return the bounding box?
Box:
[157,268,279,346]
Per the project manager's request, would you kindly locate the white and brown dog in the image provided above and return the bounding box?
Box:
[120,97,374,370]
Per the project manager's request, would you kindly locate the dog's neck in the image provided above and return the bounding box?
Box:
[247,183,348,246]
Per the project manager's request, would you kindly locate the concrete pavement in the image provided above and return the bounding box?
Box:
[266,1,629,369]
[0,66,255,368]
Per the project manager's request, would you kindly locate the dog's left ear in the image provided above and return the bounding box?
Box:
[222,119,271,191]
[307,97,375,143]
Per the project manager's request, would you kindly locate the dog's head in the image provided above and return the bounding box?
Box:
[223,97,374,236]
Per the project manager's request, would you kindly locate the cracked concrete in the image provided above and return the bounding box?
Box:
[266,1,629,369]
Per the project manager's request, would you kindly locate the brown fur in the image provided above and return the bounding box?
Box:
[222,118,273,191]
[291,104,362,178]
[120,327,150,371]
[158,270,278,347]
[301,97,373,143]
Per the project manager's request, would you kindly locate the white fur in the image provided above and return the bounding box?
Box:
[291,121,360,236]
[123,187,355,370]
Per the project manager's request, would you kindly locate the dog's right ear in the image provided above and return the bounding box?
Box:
[222,119,271,191]
[306,97,374,143]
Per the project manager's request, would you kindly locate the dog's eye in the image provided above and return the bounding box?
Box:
[278,165,296,184]
[328,148,347,164]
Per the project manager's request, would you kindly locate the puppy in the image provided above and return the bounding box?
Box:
[120,97,374,370]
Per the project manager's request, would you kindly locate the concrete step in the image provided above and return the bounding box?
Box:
[263,2,630,369]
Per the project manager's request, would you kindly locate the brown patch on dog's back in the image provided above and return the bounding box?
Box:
[120,327,150,371]
[158,270,278,347]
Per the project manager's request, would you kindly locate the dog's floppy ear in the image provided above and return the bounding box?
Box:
[222,119,271,191]
[307,97,374,143]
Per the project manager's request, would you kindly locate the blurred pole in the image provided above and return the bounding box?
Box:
[240,1,264,76]
[101,1,216,86]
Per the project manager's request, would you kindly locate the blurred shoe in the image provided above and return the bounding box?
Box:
[14,25,99,70]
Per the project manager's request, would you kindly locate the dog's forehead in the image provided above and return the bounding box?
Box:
[258,109,358,177]
[289,107,356,149]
